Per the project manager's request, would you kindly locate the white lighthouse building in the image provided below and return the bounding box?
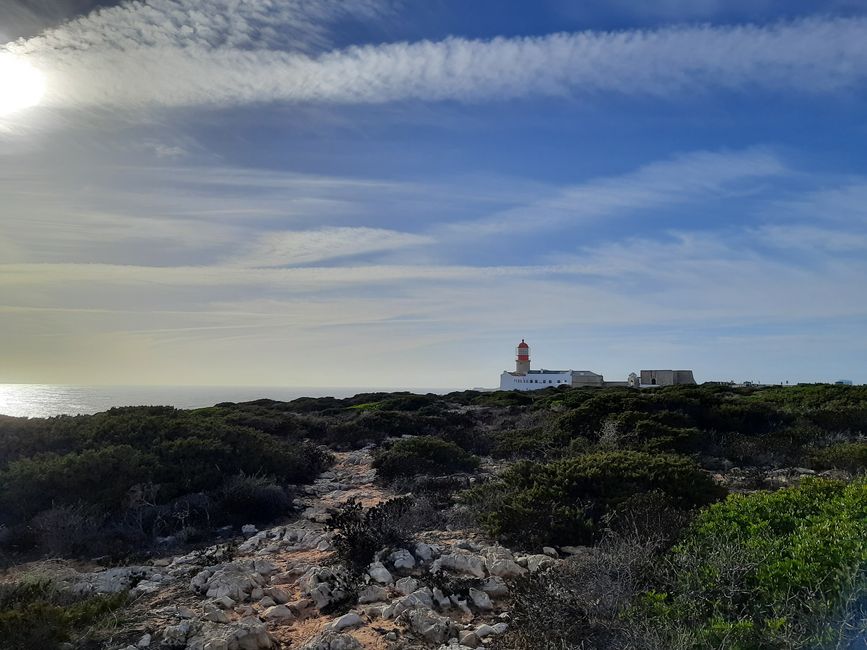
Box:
[499,339,696,390]
[499,339,575,391]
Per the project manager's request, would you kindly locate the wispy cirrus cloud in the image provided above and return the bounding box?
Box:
[8,14,867,114]
[7,0,391,54]
[442,148,786,237]
[233,227,433,267]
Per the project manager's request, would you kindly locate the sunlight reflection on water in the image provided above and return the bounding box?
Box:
[0,384,456,418]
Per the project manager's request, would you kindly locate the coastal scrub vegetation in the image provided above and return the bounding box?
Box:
[0,382,865,647]
[372,436,480,480]
[0,579,128,650]
[0,406,329,560]
[497,478,867,650]
[461,451,725,547]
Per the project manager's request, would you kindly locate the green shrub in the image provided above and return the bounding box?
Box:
[0,405,331,560]
[373,436,480,480]
[653,478,867,649]
[328,497,414,573]
[490,427,571,460]
[808,442,867,473]
[0,580,128,650]
[473,391,534,407]
[461,451,725,548]
[0,445,156,519]
[216,473,293,524]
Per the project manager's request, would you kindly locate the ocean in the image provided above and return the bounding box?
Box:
[0,384,457,419]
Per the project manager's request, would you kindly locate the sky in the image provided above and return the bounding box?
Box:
[1,0,867,388]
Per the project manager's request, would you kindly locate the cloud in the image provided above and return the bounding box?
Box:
[233,227,433,267]
[8,15,867,113]
[8,0,390,54]
[442,148,786,237]
[755,224,867,252]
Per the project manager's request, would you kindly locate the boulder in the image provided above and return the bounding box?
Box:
[264,587,289,604]
[357,585,389,604]
[161,621,194,646]
[213,596,236,609]
[401,608,454,644]
[432,587,451,609]
[479,576,509,598]
[186,618,273,650]
[385,588,435,619]
[389,548,416,571]
[367,562,394,584]
[394,576,419,596]
[262,605,294,622]
[414,542,436,562]
[298,566,351,611]
[523,554,556,573]
[431,553,486,578]
[202,602,230,624]
[468,588,493,611]
[192,561,269,602]
[329,612,363,632]
[73,566,158,595]
[486,558,525,578]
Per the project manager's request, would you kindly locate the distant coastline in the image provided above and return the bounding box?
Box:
[0,384,459,418]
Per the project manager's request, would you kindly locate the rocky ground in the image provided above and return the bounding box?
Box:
[39,448,564,650]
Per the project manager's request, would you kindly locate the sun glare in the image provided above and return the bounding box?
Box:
[0,54,46,117]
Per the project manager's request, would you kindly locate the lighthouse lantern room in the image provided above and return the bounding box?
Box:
[515,339,530,374]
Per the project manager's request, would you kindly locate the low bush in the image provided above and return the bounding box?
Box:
[0,406,331,560]
[649,478,867,649]
[327,497,415,573]
[216,473,293,525]
[0,580,128,650]
[461,451,724,548]
[497,494,691,650]
[373,436,480,480]
[808,441,867,473]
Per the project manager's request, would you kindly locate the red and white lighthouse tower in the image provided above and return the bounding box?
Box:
[516,339,530,375]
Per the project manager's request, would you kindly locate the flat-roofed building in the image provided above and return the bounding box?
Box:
[639,369,696,386]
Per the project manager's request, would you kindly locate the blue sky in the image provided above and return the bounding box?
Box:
[1,0,867,387]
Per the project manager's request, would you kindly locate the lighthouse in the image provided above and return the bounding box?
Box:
[500,339,574,390]
[516,339,530,374]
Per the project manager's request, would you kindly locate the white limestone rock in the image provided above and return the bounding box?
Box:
[161,621,194,646]
[394,576,419,596]
[389,548,416,571]
[523,554,556,573]
[357,585,389,604]
[264,587,289,604]
[386,588,435,619]
[414,542,436,562]
[400,608,455,644]
[480,576,509,598]
[468,588,493,611]
[486,558,526,578]
[329,612,363,632]
[262,604,294,622]
[202,602,230,624]
[431,553,486,578]
[367,562,394,584]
